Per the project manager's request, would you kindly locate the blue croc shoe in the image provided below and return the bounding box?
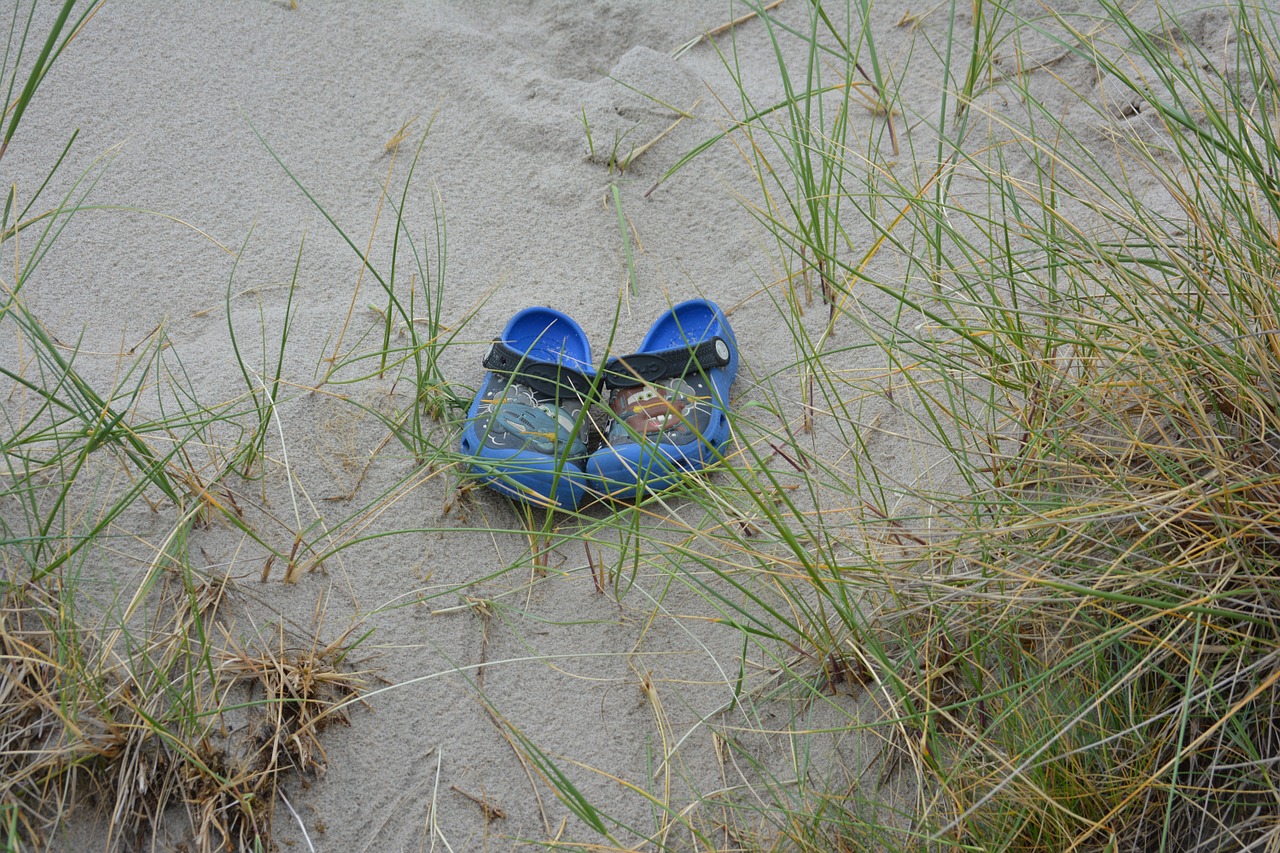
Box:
[459,307,596,509]
[587,298,738,498]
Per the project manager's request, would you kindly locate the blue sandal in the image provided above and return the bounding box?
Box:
[459,307,595,509]
[587,299,737,497]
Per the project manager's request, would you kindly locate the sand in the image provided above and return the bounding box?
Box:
[2,0,1238,849]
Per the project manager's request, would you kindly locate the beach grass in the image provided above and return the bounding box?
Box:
[626,0,1280,849]
[4,0,1280,850]
[530,0,1280,848]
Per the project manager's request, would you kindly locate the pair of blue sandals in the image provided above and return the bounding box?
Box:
[459,299,737,509]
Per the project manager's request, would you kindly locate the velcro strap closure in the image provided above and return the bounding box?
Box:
[602,336,732,389]
[483,339,592,403]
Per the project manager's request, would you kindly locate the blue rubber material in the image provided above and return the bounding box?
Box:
[587,299,737,498]
[459,307,594,509]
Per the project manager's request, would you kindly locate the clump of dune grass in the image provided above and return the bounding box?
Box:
[1,5,381,850]
[0,184,374,853]
[0,569,369,851]
[673,0,1280,849]
[563,0,1280,850]
[197,622,371,851]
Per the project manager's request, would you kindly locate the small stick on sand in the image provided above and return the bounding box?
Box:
[672,0,787,60]
[451,785,507,821]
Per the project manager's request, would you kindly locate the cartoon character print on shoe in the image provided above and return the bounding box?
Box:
[607,376,713,447]
[471,379,589,459]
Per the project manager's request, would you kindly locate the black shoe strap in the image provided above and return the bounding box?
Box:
[483,340,593,403]
[602,336,732,389]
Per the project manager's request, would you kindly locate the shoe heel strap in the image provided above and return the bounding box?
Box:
[484,340,593,403]
[602,336,732,389]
